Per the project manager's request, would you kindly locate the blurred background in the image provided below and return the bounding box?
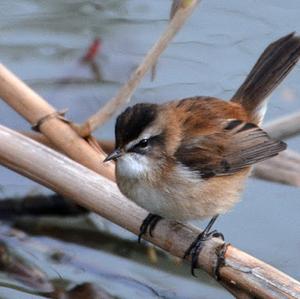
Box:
[0,0,299,298]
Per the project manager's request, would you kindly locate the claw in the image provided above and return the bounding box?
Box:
[183,215,224,276]
[138,213,162,243]
[149,215,162,237]
[213,242,230,280]
[185,230,220,276]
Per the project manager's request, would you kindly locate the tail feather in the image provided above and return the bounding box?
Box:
[231,33,300,124]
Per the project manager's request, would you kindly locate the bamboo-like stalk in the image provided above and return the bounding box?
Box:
[0,64,115,181]
[0,125,300,298]
[78,0,201,137]
[264,111,300,140]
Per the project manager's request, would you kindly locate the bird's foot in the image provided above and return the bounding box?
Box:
[184,230,224,277]
[138,213,162,243]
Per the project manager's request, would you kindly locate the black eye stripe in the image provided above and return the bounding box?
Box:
[127,133,165,153]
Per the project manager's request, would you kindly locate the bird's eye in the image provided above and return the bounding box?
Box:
[138,139,149,148]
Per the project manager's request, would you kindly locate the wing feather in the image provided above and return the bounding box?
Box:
[175,120,286,178]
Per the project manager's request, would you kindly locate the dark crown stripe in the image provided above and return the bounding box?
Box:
[115,103,158,147]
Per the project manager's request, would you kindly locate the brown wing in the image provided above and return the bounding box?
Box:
[175,119,287,178]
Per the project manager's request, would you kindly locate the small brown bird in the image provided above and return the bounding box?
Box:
[104,33,300,275]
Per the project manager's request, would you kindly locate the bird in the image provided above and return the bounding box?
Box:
[104,33,300,275]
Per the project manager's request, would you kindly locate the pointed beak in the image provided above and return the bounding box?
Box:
[103,148,122,163]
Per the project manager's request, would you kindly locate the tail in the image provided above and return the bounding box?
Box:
[231,33,300,124]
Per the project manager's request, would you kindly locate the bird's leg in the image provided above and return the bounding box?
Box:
[138,213,162,243]
[183,215,224,276]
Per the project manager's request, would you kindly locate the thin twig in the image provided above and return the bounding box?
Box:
[0,126,300,298]
[78,0,201,137]
[150,0,181,81]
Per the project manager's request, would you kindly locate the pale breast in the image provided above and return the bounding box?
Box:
[116,158,248,221]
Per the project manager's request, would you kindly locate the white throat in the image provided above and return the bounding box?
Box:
[116,153,151,179]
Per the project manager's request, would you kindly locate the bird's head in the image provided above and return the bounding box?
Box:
[104,103,171,178]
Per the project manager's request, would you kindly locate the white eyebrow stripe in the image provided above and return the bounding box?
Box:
[125,126,163,151]
[125,135,150,151]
